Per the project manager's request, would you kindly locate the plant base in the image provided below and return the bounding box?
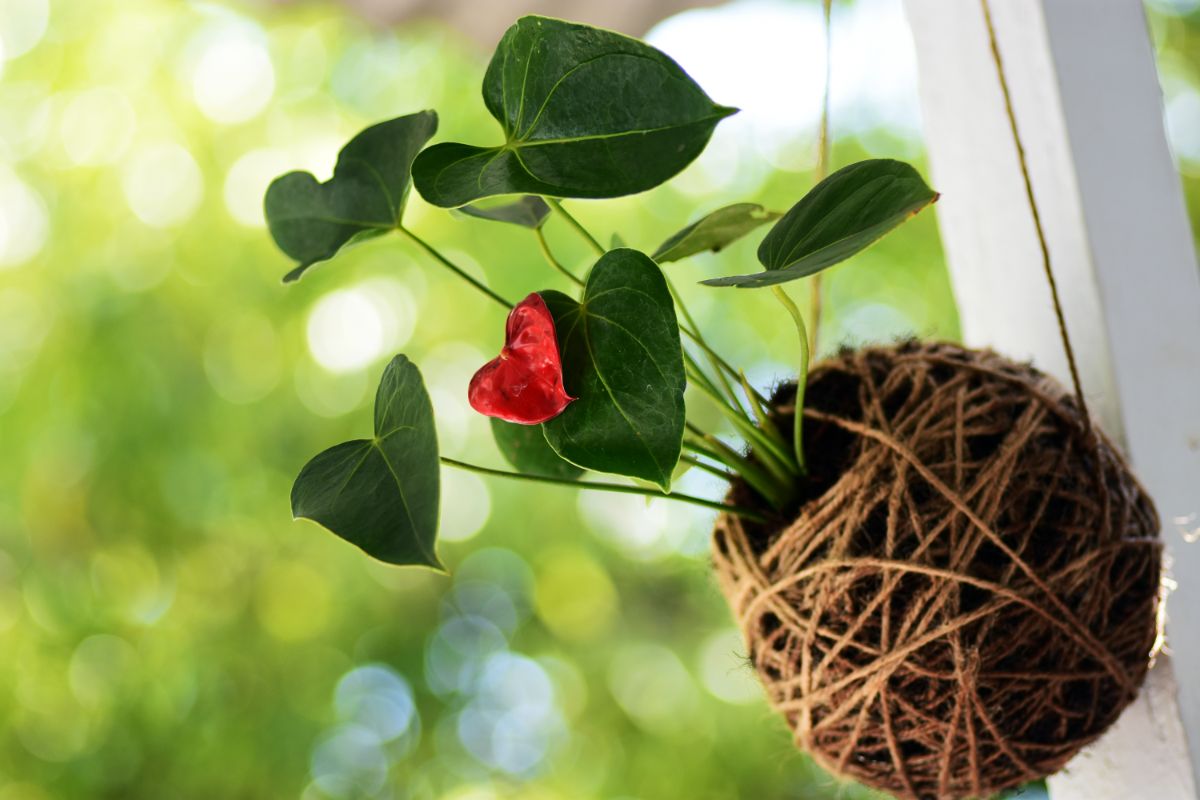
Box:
[712,341,1161,800]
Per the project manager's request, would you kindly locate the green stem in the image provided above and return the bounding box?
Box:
[547,198,605,256]
[666,275,745,412]
[772,286,810,474]
[684,427,788,508]
[691,434,789,510]
[441,457,765,522]
[398,227,512,309]
[678,321,769,408]
[683,353,746,424]
[686,410,787,510]
[679,454,734,482]
[683,434,733,466]
[534,227,584,287]
[687,370,798,484]
[683,355,724,404]
[738,369,787,447]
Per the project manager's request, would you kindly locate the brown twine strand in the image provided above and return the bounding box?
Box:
[712,342,1161,800]
[979,0,1092,438]
[807,0,834,355]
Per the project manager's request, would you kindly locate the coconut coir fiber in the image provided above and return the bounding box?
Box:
[712,341,1161,800]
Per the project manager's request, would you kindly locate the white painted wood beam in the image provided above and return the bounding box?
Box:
[902,1,1200,797]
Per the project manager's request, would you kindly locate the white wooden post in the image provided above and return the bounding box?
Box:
[902,0,1200,797]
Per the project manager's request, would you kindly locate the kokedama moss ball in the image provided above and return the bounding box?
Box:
[712,341,1161,800]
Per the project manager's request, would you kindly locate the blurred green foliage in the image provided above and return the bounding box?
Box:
[0,0,1194,798]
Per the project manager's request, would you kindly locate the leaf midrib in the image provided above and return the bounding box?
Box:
[577,309,665,481]
[771,176,912,267]
[371,428,438,566]
[516,50,668,141]
[773,200,930,274]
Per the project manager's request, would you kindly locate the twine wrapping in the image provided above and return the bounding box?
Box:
[712,341,1161,800]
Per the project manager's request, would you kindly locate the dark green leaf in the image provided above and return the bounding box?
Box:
[456,196,551,229]
[291,355,442,569]
[541,249,685,490]
[702,159,938,288]
[412,16,736,208]
[652,203,779,262]
[490,417,583,479]
[265,111,438,282]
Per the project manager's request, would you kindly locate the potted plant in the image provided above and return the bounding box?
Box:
[262,16,1160,800]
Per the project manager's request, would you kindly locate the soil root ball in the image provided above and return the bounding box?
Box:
[712,341,1161,800]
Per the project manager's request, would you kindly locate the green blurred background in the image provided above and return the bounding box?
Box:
[1,0,1197,797]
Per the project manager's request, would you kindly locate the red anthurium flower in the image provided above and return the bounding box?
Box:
[468,293,575,425]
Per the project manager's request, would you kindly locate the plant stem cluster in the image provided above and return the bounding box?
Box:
[398,199,808,519]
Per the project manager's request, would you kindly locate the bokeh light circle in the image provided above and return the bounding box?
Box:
[0,167,48,268]
[306,288,386,373]
[0,0,49,60]
[438,467,491,543]
[334,664,418,742]
[191,27,276,124]
[223,148,290,226]
[60,87,137,167]
[122,143,204,228]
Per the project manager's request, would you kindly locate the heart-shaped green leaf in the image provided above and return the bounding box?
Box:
[265,111,438,282]
[541,249,685,490]
[490,417,583,479]
[652,203,780,262]
[702,160,938,288]
[291,355,442,569]
[412,16,736,208]
[456,196,551,229]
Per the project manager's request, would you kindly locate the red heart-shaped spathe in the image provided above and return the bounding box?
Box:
[468,293,575,425]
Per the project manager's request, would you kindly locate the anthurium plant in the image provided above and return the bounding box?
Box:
[265,16,937,569]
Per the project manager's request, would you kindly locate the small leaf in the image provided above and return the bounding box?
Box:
[490,418,583,479]
[456,196,551,229]
[291,355,442,569]
[652,203,780,262]
[265,111,438,282]
[541,249,685,490]
[702,160,938,288]
[412,16,736,208]
[610,232,627,250]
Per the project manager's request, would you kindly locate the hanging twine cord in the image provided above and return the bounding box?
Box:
[979,0,1092,438]
[807,0,834,354]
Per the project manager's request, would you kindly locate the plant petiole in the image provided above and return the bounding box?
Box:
[546,198,605,256]
[441,457,766,522]
[686,433,789,510]
[679,454,735,482]
[687,369,798,481]
[739,370,769,427]
[771,286,810,474]
[397,226,513,309]
[534,227,584,287]
[666,274,746,413]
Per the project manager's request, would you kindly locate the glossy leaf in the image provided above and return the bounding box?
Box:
[265,111,438,282]
[291,355,442,569]
[490,418,583,479]
[652,203,779,262]
[702,159,938,288]
[541,249,685,490]
[457,196,551,229]
[412,16,736,207]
